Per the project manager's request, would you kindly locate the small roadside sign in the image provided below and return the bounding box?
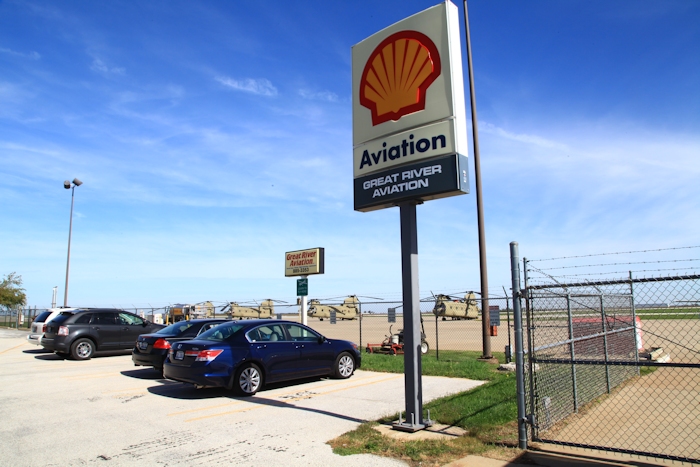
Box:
[297,278,308,296]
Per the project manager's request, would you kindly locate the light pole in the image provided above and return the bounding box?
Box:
[63,178,82,307]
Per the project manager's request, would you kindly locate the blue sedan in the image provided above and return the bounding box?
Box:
[163,320,361,395]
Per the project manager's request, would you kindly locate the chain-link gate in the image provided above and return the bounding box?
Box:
[511,243,700,464]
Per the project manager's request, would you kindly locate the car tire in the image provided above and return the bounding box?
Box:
[333,352,355,379]
[71,338,95,360]
[234,363,262,396]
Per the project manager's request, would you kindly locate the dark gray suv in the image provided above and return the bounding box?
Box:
[41,308,164,360]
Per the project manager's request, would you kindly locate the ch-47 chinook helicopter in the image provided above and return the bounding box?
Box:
[222,299,287,320]
[307,295,382,321]
[432,292,480,320]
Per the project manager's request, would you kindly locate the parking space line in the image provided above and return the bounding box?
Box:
[0,343,28,355]
[103,386,151,394]
[182,373,403,423]
[168,400,245,417]
[282,374,402,402]
[168,372,396,417]
[64,372,123,380]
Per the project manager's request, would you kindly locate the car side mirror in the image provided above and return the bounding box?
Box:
[317,335,325,344]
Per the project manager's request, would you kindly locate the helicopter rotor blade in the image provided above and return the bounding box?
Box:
[267,299,289,304]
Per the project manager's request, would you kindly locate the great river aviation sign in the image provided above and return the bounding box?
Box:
[352,1,468,212]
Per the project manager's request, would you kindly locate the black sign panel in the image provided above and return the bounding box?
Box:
[354,153,469,212]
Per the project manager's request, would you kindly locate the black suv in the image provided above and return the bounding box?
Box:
[42,309,164,360]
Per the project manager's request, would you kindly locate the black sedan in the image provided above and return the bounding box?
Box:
[132,319,228,374]
[163,320,361,395]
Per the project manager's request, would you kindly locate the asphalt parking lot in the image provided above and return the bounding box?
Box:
[0,328,484,467]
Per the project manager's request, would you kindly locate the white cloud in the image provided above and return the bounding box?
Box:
[481,121,569,150]
[298,89,338,102]
[216,76,277,97]
[0,47,41,60]
[90,57,125,75]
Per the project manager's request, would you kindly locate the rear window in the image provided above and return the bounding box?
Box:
[50,312,76,326]
[198,323,245,342]
[33,311,52,323]
[156,322,194,335]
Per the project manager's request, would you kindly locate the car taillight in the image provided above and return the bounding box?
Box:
[187,349,223,362]
[58,326,69,336]
[42,324,47,333]
[153,339,171,350]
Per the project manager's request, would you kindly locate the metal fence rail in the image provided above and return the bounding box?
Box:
[517,253,700,464]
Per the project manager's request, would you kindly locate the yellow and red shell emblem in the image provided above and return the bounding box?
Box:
[359,30,441,126]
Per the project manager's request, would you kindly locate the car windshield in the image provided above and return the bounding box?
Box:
[156,322,194,335]
[198,323,245,342]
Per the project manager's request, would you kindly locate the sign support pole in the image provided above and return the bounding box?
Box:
[394,201,426,432]
[300,275,308,326]
[462,0,492,360]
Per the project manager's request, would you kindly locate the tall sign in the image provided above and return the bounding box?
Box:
[352,1,468,212]
[285,247,325,326]
[284,248,325,277]
[351,1,468,432]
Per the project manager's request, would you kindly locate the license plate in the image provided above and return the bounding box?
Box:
[138,341,148,350]
[175,350,184,360]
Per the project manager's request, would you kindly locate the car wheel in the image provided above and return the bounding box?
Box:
[333,352,355,379]
[420,341,429,354]
[234,364,262,396]
[71,338,95,360]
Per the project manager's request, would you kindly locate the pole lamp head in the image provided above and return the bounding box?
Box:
[64,181,71,189]
[72,178,83,186]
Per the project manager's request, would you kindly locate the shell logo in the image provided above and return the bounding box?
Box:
[359,30,442,126]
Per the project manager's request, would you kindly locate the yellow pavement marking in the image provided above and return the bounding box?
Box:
[63,372,122,380]
[0,342,28,355]
[103,386,151,394]
[168,372,396,417]
[283,374,402,402]
[183,373,403,423]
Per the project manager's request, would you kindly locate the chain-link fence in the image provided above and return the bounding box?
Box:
[7,298,515,359]
[252,296,513,359]
[517,250,700,464]
[0,307,41,329]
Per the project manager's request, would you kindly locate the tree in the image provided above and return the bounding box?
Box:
[0,272,27,311]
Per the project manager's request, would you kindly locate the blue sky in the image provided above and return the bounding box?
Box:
[1,0,699,309]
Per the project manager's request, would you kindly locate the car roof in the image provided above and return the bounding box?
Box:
[184,318,229,323]
[72,308,125,313]
[221,319,305,328]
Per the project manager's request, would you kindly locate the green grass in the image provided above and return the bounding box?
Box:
[635,307,699,320]
[362,350,503,381]
[330,350,521,465]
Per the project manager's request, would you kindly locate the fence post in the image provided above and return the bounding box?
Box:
[566,294,579,412]
[435,313,439,361]
[510,241,528,450]
[600,295,611,393]
[629,271,640,376]
[359,301,363,352]
[523,256,537,441]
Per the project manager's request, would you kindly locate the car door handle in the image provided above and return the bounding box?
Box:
[255,345,267,349]
[295,345,304,349]
[122,327,129,331]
